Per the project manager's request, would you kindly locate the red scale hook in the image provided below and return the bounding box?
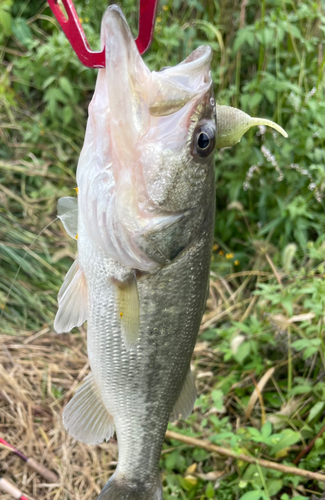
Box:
[47,0,159,68]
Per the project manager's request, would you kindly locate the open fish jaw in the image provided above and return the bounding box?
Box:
[76,5,214,272]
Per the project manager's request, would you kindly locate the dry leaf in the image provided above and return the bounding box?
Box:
[244,367,275,421]
[196,471,225,481]
[185,463,197,475]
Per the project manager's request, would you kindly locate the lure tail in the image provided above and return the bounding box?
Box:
[97,473,163,500]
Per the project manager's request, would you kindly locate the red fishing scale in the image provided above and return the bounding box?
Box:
[47,0,159,67]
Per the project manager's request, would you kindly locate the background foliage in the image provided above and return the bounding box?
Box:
[1,0,325,499]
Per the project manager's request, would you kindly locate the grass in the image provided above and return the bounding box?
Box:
[1,0,325,499]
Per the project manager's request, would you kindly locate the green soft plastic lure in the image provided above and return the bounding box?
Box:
[216,105,288,148]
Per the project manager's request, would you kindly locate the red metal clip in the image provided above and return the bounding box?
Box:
[47,0,158,68]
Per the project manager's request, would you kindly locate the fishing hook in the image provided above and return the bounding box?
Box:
[47,0,159,68]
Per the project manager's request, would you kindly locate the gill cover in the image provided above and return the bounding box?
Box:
[76,5,213,272]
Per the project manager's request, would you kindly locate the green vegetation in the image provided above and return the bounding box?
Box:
[1,0,325,499]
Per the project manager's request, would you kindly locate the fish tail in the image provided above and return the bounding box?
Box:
[97,472,163,500]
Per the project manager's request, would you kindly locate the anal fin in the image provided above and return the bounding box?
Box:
[63,372,114,445]
[115,272,140,350]
[54,258,88,333]
[170,369,197,421]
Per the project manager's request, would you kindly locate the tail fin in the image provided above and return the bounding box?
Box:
[97,473,163,500]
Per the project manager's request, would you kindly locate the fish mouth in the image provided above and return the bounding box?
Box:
[99,5,214,180]
[174,45,213,73]
[147,45,213,117]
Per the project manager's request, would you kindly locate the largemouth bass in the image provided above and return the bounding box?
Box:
[53,6,287,499]
[55,6,216,499]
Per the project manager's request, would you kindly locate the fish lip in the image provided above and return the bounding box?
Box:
[147,46,212,118]
[159,45,212,84]
[101,4,128,30]
[100,5,128,51]
[178,45,213,71]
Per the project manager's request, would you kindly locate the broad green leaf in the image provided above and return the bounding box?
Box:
[266,479,283,497]
[256,27,274,46]
[282,298,293,316]
[165,450,186,472]
[240,93,250,111]
[211,389,224,410]
[261,421,272,439]
[63,106,74,125]
[315,437,324,449]
[205,482,215,498]
[239,491,263,500]
[233,30,247,53]
[265,89,276,104]
[248,427,262,440]
[308,402,325,423]
[233,28,254,52]
[303,346,318,359]
[248,93,263,110]
[243,464,259,480]
[42,76,56,90]
[12,17,32,45]
[59,76,74,98]
[234,341,250,364]
[291,339,310,351]
[232,321,252,334]
[270,429,301,455]
[0,8,12,35]
[289,385,312,396]
[285,23,301,39]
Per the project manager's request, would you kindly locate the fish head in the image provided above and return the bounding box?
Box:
[77,6,216,270]
[99,6,216,214]
[139,46,216,213]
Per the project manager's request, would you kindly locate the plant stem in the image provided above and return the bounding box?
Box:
[235,0,248,108]
[257,0,266,76]
[288,325,292,393]
[165,430,325,483]
[293,422,325,465]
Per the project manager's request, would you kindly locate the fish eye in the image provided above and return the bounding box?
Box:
[198,132,210,150]
[192,121,216,159]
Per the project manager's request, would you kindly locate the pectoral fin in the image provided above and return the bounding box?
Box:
[115,272,140,350]
[170,369,197,421]
[63,372,114,445]
[57,196,78,239]
[54,259,88,333]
